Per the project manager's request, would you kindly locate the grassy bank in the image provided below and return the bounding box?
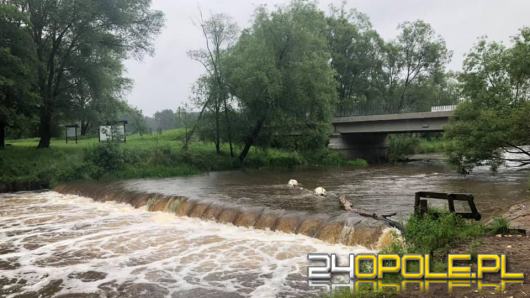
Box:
[326,210,513,298]
[387,135,447,162]
[0,129,366,190]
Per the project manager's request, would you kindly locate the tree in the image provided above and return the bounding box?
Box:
[67,49,132,136]
[326,12,454,116]
[0,3,37,148]
[11,0,163,148]
[387,20,451,111]
[445,28,530,173]
[188,12,238,156]
[118,104,147,136]
[154,109,176,131]
[225,0,337,162]
[326,4,386,115]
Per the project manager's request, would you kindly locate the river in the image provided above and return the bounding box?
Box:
[1,162,528,297]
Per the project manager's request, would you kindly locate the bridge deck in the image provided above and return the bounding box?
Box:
[332,111,454,134]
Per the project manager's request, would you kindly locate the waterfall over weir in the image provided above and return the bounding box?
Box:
[54,182,392,249]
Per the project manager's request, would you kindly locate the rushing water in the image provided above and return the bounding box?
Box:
[1,162,529,297]
[0,192,372,297]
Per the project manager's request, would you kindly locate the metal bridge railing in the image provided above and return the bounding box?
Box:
[335,100,457,117]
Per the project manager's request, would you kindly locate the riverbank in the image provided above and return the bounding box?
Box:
[0,129,367,192]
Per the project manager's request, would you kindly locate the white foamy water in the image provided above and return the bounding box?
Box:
[0,191,372,298]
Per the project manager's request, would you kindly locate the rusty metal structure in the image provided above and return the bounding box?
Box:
[414,191,481,220]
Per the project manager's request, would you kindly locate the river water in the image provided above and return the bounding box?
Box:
[0,192,371,297]
[124,162,530,221]
[1,162,529,297]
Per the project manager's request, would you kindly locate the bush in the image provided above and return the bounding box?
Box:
[387,135,419,162]
[384,209,485,258]
[84,143,126,174]
[404,209,485,256]
[303,149,368,167]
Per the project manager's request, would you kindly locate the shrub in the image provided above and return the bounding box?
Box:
[403,209,485,256]
[384,209,485,258]
[387,135,419,162]
[84,143,126,173]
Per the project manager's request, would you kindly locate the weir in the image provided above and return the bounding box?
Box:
[54,182,395,249]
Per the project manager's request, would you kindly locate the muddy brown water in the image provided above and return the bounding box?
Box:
[122,161,529,221]
[1,161,529,297]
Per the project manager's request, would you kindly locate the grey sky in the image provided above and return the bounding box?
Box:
[124,0,530,116]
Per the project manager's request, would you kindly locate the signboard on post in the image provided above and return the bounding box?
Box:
[99,126,112,142]
[65,124,79,144]
[99,121,127,143]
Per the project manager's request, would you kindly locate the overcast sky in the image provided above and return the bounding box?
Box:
[124,0,530,116]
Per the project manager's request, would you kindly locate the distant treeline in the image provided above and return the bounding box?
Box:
[1,1,528,168]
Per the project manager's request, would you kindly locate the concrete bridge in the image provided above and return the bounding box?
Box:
[329,110,454,162]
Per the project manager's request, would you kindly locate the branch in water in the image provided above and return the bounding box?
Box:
[504,143,530,157]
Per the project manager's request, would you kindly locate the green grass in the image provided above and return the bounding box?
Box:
[0,129,366,189]
[325,288,391,298]
[387,135,448,162]
[487,216,511,235]
[415,138,447,154]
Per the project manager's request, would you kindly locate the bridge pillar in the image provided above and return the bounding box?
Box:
[329,133,388,162]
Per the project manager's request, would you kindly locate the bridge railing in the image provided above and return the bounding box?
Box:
[335,100,457,117]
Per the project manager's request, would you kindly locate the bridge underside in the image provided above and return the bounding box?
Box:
[329,111,452,162]
[329,133,389,163]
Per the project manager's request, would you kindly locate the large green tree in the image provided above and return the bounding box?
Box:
[10,0,163,148]
[385,20,452,112]
[445,28,530,173]
[326,12,455,116]
[0,3,37,148]
[326,4,386,115]
[225,0,337,162]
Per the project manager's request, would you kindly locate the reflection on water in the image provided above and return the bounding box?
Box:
[0,192,371,297]
[124,162,530,221]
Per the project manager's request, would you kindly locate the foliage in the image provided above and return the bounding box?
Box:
[0,130,366,189]
[445,28,530,173]
[387,135,420,162]
[0,2,37,148]
[2,0,164,148]
[326,4,386,114]
[327,7,457,116]
[386,134,447,162]
[325,287,390,298]
[415,136,447,154]
[222,0,337,162]
[388,20,452,110]
[487,217,511,235]
[154,109,178,131]
[383,209,485,259]
[83,143,127,177]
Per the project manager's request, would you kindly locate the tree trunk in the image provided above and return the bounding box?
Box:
[215,98,221,154]
[223,97,234,157]
[80,121,90,136]
[239,117,265,163]
[37,107,51,148]
[0,122,5,149]
[183,99,209,150]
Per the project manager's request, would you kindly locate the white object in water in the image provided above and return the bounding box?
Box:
[314,187,326,196]
[287,179,298,187]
